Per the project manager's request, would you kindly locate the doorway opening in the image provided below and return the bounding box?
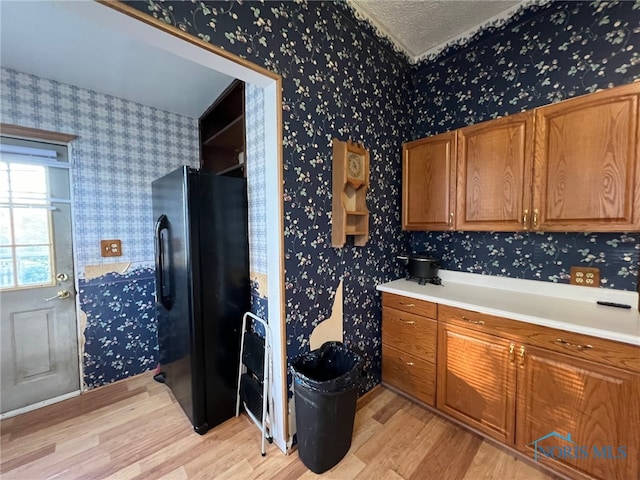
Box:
[3,2,290,451]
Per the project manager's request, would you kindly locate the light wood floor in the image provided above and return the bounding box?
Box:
[1,372,553,479]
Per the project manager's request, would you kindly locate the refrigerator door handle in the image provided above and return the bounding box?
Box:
[154,214,173,310]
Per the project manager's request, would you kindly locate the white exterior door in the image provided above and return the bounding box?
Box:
[0,137,79,416]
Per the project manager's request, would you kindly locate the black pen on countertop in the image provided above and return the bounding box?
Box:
[596,301,632,309]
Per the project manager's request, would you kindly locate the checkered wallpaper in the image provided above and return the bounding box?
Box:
[0,67,200,275]
[245,84,267,275]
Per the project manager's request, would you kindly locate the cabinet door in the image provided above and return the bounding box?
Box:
[533,83,640,231]
[402,132,456,230]
[516,345,640,480]
[456,111,534,231]
[437,323,516,444]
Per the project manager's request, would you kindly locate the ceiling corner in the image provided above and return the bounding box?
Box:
[348,0,535,65]
[348,0,417,62]
[413,0,533,64]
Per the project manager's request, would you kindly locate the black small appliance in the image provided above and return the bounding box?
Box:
[397,254,441,285]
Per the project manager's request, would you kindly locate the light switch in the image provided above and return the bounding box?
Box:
[101,239,122,257]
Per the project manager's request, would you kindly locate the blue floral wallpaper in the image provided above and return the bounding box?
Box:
[126,0,412,392]
[79,267,157,389]
[411,231,639,290]
[410,0,640,291]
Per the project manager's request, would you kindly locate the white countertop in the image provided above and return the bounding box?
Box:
[377,271,640,346]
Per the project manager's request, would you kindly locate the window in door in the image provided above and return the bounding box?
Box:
[0,142,68,290]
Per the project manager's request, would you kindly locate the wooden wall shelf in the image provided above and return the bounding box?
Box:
[202,114,244,147]
[332,138,370,247]
[199,80,246,176]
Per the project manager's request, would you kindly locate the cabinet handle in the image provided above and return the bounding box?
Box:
[523,209,529,230]
[509,343,515,363]
[400,319,416,325]
[399,302,415,308]
[555,338,593,351]
[461,315,485,325]
[519,345,526,365]
[398,356,414,366]
[449,212,454,229]
[532,208,539,229]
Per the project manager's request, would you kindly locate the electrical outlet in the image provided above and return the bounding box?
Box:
[101,239,122,257]
[570,266,600,287]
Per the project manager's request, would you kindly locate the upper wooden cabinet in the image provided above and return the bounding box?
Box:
[533,83,640,231]
[403,81,640,232]
[457,111,534,231]
[402,132,456,230]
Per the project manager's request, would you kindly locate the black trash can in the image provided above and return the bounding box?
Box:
[291,341,363,474]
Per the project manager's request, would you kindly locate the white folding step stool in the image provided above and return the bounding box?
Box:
[235,312,273,456]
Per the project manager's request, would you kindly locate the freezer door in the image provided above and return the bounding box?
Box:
[198,171,250,429]
[152,166,207,432]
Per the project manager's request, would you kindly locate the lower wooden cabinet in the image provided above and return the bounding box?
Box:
[436,323,516,444]
[437,309,640,480]
[380,296,639,480]
[382,344,435,406]
[516,345,640,480]
[381,293,437,406]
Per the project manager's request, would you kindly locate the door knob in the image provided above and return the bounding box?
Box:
[44,290,71,301]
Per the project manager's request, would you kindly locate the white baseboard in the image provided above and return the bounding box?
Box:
[1,390,81,420]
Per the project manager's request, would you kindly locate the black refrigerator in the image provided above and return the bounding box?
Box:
[152,166,249,434]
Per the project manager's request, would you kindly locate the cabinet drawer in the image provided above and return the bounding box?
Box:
[382,292,437,319]
[382,307,437,362]
[438,304,505,335]
[382,344,435,406]
[521,328,640,375]
[440,304,640,374]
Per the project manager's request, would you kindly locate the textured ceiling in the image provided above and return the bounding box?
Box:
[350,0,524,62]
